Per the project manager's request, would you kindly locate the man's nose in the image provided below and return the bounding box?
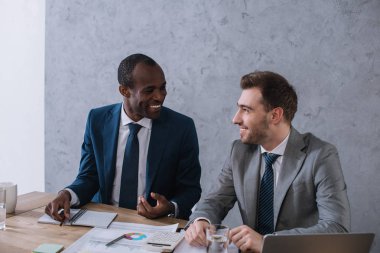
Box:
[153,89,166,101]
[232,111,241,125]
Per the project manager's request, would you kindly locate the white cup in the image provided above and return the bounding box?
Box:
[0,182,17,214]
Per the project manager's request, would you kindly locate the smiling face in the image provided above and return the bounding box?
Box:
[232,87,271,145]
[120,63,167,121]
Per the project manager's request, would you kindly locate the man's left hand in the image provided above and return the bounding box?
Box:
[229,225,263,253]
[137,192,174,219]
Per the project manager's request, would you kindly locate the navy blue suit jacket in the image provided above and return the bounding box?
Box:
[67,103,201,219]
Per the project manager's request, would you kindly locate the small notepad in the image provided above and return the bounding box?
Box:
[38,209,117,228]
[32,243,64,253]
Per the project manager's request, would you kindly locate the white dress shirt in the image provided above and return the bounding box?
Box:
[67,105,152,206]
[112,107,152,205]
[260,132,290,186]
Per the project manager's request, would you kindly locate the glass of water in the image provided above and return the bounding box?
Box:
[206,224,229,253]
[0,187,6,230]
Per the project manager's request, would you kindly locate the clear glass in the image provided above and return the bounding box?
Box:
[0,188,6,230]
[206,224,229,253]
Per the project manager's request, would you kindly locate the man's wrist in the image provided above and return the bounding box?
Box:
[60,188,80,206]
[184,217,211,230]
[58,189,72,201]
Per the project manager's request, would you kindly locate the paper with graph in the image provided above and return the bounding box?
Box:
[63,222,178,253]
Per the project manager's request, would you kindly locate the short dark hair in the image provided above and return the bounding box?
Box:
[118,53,157,88]
[240,71,298,122]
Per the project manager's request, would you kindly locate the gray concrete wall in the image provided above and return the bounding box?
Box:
[46,1,380,252]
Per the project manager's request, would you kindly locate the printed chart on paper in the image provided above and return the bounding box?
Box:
[63,222,178,253]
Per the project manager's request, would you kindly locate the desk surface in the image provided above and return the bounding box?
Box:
[0,191,187,253]
[6,191,56,218]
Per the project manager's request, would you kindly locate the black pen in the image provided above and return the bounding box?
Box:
[147,242,171,247]
[106,234,125,247]
[58,209,65,226]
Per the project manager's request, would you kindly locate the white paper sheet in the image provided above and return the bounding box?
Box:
[174,239,239,253]
[174,239,206,253]
[63,222,178,253]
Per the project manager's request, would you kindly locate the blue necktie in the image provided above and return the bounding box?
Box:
[119,123,142,209]
[257,152,280,235]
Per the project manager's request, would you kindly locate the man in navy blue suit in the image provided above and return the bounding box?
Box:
[45,53,201,220]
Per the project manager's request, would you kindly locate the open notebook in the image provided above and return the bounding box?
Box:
[38,209,117,229]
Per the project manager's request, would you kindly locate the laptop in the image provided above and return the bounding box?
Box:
[262,233,375,253]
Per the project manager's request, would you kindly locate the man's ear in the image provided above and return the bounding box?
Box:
[119,85,130,97]
[271,107,284,124]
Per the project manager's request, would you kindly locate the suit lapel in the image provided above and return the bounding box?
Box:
[243,145,261,228]
[273,128,306,227]
[145,108,169,198]
[102,104,122,202]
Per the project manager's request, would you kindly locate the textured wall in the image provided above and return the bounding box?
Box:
[46,0,380,251]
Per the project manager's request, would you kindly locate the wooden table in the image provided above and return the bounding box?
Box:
[6,191,56,218]
[0,191,187,252]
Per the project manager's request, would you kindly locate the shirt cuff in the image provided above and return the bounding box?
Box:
[184,217,211,230]
[194,217,211,224]
[64,188,80,206]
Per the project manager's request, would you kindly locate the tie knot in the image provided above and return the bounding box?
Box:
[128,123,142,136]
[263,152,280,167]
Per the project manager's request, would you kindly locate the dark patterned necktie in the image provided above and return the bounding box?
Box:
[119,123,142,209]
[257,152,280,234]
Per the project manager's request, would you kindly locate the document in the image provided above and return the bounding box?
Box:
[63,222,179,253]
[38,209,117,229]
[174,239,239,253]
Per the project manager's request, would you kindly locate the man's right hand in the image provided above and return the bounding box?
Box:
[184,220,210,247]
[44,190,71,222]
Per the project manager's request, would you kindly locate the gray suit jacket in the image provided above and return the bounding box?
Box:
[190,127,350,233]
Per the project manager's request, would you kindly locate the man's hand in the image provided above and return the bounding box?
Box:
[44,190,71,222]
[229,225,263,253]
[184,220,209,247]
[137,192,174,219]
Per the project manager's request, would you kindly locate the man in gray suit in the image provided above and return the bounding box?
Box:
[185,71,350,253]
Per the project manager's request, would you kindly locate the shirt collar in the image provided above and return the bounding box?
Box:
[260,131,290,156]
[121,103,152,130]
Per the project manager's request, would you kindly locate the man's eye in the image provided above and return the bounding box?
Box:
[144,88,154,93]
